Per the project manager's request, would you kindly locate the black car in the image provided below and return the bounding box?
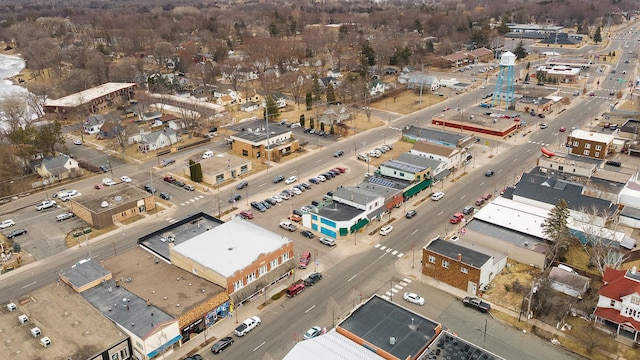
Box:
[485,170,495,177]
[6,228,27,239]
[173,181,185,187]
[273,175,285,183]
[251,201,266,212]
[236,180,248,190]
[606,160,622,167]
[405,210,417,219]
[333,150,344,157]
[264,198,277,206]
[311,200,321,206]
[99,165,110,173]
[229,194,242,203]
[293,209,303,217]
[303,128,312,133]
[185,355,203,360]
[301,182,312,189]
[159,192,171,200]
[260,200,272,209]
[304,272,323,286]
[211,337,234,354]
[323,172,334,179]
[144,185,157,194]
[327,170,338,177]
[301,230,315,238]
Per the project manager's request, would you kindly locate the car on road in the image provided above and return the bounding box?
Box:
[462,205,475,215]
[450,213,465,224]
[228,194,241,203]
[300,230,315,238]
[234,316,261,336]
[285,176,297,184]
[73,139,83,145]
[606,160,622,167]
[99,165,110,173]
[120,176,132,183]
[35,200,57,211]
[239,210,254,219]
[94,184,105,190]
[431,192,445,201]
[273,175,285,183]
[463,296,491,313]
[538,113,545,118]
[0,219,15,229]
[405,210,417,219]
[304,272,323,286]
[173,180,185,187]
[236,180,248,190]
[6,228,27,239]
[102,178,116,186]
[539,123,548,129]
[485,170,495,177]
[559,126,566,132]
[59,190,80,202]
[333,149,345,157]
[303,326,322,340]
[319,237,336,246]
[159,192,171,200]
[211,336,234,354]
[403,292,425,305]
[379,225,393,236]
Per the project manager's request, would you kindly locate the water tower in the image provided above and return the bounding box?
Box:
[492,51,516,109]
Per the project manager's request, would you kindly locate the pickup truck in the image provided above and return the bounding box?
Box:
[462,297,491,313]
[279,221,297,232]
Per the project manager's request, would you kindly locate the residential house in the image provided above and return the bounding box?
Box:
[422,238,507,295]
[319,77,339,89]
[169,216,295,303]
[407,73,440,91]
[98,120,125,140]
[566,129,615,160]
[241,102,260,112]
[216,95,234,106]
[261,92,286,108]
[548,266,590,298]
[238,67,258,82]
[327,69,343,78]
[140,111,163,123]
[369,79,385,96]
[37,154,81,180]
[318,105,351,126]
[594,267,640,344]
[84,115,105,134]
[138,129,177,152]
[433,51,469,69]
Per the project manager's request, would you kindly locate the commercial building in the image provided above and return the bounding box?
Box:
[44,82,136,114]
[566,129,615,160]
[230,126,299,161]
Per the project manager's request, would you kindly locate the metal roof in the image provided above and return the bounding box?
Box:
[425,239,492,268]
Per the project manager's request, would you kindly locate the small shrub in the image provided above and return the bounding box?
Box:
[271,292,283,301]
[504,284,511,292]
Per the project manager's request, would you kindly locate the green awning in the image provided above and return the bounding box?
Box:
[350,218,369,232]
[404,178,432,198]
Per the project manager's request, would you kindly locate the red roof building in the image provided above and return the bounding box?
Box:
[593,267,640,344]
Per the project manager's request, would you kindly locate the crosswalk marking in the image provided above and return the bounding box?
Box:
[374,244,381,248]
[397,253,404,257]
[399,281,408,286]
[167,218,178,223]
[374,244,404,258]
[403,278,412,284]
[380,246,387,250]
[391,250,398,255]
[391,288,399,293]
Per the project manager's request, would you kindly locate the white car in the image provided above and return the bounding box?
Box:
[285,176,297,185]
[234,316,261,336]
[35,200,57,211]
[379,225,393,236]
[303,326,322,340]
[290,187,302,195]
[319,237,336,246]
[0,219,15,229]
[73,139,82,145]
[270,195,282,203]
[59,190,81,202]
[120,176,132,183]
[102,178,116,186]
[316,175,326,182]
[431,192,445,201]
[403,292,425,306]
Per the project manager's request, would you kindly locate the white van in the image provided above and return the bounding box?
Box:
[202,150,214,159]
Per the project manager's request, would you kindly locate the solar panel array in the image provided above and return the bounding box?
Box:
[386,160,423,173]
[368,177,397,188]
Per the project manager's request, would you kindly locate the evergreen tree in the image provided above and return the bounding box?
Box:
[426,40,435,53]
[593,26,602,43]
[359,40,377,76]
[330,124,335,135]
[326,83,336,105]
[268,23,279,37]
[189,160,203,182]
[513,40,528,59]
[299,114,305,127]
[541,200,571,267]
[524,73,530,83]
[265,95,280,120]
[305,92,312,110]
[414,19,424,36]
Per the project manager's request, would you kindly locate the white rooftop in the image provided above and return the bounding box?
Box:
[569,129,614,143]
[44,82,136,107]
[171,217,291,277]
[283,330,385,360]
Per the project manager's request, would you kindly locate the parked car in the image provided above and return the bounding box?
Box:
[0,219,15,229]
[304,272,323,286]
[251,201,266,212]
[56,212,75,222]
[303,326,322,340]
[144,185,157,194]
[301,182,312,189]
[357,154,370,162]
[450,213,465,224]
[431,192,445,201]
[173,181,185,187]
[6,228,27,239]
[292,209,303,217]
[379,225,393,236]
[35,200,57,211]
[288,214,302,222]
[260,201,271,209]
[239,210,254,219]
[120,176,132,183]
[184,184,195,191]
[462,297,491,313]
[308,177,320,184]
[159,192,171,200]
[298,251,312,268]
[163,175,176,183]
[405,210,417,219]
[316,175,326,182]
[287,283,305,297]
[211,337,234,354]
[102,178,116,186]
[319,237,336,246]
[300,230,315,238]
[606,160,622,167]
[234,316,261,336]
[311,200,321,207]
[73,139,83,145]
[94,184,105,190]
[99,165,110,173]
[462,205,475,215]
[403,292,425,305]
[559,126,566,132]
[475,198,485,206]
[273,175,285,183]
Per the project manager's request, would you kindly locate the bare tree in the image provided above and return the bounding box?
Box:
[575,206,628,275]
[109,122,138,160]
[0,94,33,132]
[327,296,340,327]
[220,59,243,93]
[178,107,205,139]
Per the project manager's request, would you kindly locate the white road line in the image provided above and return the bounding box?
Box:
[391,288,399,293]
[385,291,392,296]
[386,248,393,253]
[374,244,381,248]
[498,169,503,173]
[380,246,387,250]
[253,342,266,352]
[259,183,266,188]
[347,274,358,282]
[399,281,408,286]
[480,182,485,186]
[305,305,316,313]
[382,295,390,300]
[411,230,418,235]
[397,253,404,257]
[403,278,412,283]
[394,284,403,290]
[460,195,465,200]
[22,281,37,289]
[437,211,443,216]
[198,195,204,199]
[180,203,186,206]
[392,250,398,255]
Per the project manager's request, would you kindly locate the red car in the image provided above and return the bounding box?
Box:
[239,210,254,219]
[559,127,566,132]
[163,175,176,183]
[94,184,105,190]
[334,166,347,173]
[450,213,465,224]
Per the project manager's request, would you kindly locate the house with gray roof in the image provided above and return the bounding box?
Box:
[138,128,177,152]
[84,114,106,134]
[548,266,590,298]
[36,154,81,180]
[407,73,440,91]
[319,105,351,125]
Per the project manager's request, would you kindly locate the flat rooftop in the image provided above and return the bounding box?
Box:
[100,247,226,318]
[197,152,250,174]
[75,184,151,213]
[338,295,440,359]
[433,110,520,134]
[0,282,128,359]
[423,331,505,360]
[231,126,291,144]
[138,212,224,261]
[569,129,615,143]
[171,216,291,278]
[44,82,136,107]
[316,201,366,222]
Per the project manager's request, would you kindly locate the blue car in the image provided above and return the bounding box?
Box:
[308,177,319,184]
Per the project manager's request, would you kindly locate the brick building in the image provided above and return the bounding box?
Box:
[44,82,136,115]
[566,129,614,160]
[422,238,507,295]
[230,126,299,161]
